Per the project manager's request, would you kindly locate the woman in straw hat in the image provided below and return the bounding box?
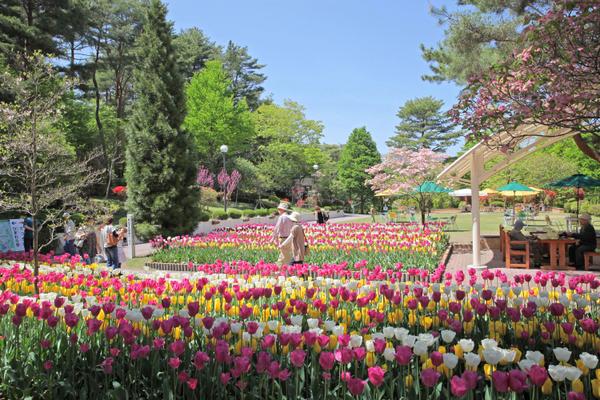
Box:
[279,212,307,265]
[272,202,293,266]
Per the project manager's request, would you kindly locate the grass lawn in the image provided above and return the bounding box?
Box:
[336,211,571,243]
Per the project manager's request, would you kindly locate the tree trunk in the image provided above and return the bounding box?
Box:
[92,42,111,197]
[573,134,600,163]
[32,216,39,294]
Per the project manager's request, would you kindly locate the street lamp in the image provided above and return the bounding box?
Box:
[312,164,319,206]
[220,145,228,212]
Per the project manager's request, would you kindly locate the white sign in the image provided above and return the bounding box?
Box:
[9,219,25,252]
[0,219,24,252]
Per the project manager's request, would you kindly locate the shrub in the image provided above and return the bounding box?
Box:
[255,209,270,217]
[213,211,229,220]
[243,210,257,218]
[228,211,242,219]
[118,217,128,228]
[198,212,210,222]
[135,223,160,242]
[200,187,219,205]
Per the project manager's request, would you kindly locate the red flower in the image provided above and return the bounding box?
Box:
[451,376,468,397]
[186,378,198,390]
[347,377,366,396]
[168,357,181,369]
[112,186,127,195]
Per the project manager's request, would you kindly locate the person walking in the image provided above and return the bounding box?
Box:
[369,207,377,223]
[62,213,77,256]
[315,206,327,224]
[272,202,293,266]
[101,217,126,269]
[567,213,597,270]
[23,216,34,253]
[280,212,307,265]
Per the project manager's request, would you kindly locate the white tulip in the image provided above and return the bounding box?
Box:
[441,330,456,343]
[481,338,498,350]
[413,340,428,356]
[518,359,535,371]
[501,349,516,363]
[383,348,396,362]
[230,322,243,334]
[332,325,345,337]
[553,347,572,363]
[443,353,458,369]
[565,366,582,381]
[372,333,385,341]
[307,318,319,329]
[417,333,436,347]
[580,353,599,369]
[548,365,568,382]
[526,351,544,365]
[394,328,409,341]
[464,353,481,368]
[242,332,251,342]
[483,348,503,366]
[290,315,303,327]
[458,339,475,353]
[267,320,279,332]
[402,335,417,348]
[382,327,395,339]
[350,335,363,349]
[323,320,336,332]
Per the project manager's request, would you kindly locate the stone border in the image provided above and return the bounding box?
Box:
[145,262,194,272]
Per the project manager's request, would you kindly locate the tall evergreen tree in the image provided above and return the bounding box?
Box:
[387,96,460,152]
[337,127,381,213]
[125,0,199,237]
[221,41,266,111]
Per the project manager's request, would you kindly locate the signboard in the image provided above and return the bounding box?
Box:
[126,213,135,259]
[9,219,25,252]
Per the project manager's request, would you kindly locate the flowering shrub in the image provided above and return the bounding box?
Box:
[151,223,448,271]
[0,262,599,399]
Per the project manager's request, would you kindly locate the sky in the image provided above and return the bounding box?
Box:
[164,0,463,155]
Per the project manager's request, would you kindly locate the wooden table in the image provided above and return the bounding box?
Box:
[538,238,577,270]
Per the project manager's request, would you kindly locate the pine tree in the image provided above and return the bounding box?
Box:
[337,127,381,214]
[125,0,199,237]
[386,96,460,152]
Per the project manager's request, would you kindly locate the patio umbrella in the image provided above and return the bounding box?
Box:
[497,182,535,223]
[482,188,499,196]
[374,189,397,197]
[548,174,600,218]
[414,181,451,193]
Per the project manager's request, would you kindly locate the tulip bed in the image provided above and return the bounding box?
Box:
[0,261,600,399]
[150,223,449,271]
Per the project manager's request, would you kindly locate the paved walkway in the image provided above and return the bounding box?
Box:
[445,244,598,281]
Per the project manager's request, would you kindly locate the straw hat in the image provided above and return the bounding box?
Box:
[579,213,592,222]
[289,212,300,222]
[277,203,289,211]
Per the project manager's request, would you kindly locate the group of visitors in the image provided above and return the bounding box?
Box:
[272,202,327,266]
[22,214,127,270]
[508,213,597,270]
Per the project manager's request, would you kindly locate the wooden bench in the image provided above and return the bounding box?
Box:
[584,251,600,271]
[500,227,530,269]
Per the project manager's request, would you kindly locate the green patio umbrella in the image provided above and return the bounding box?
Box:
[413,181,451,193]
[497,181,535,223]
[548,174,600,218]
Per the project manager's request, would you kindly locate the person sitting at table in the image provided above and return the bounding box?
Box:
[567,213,597,270]
[509,219,542,267]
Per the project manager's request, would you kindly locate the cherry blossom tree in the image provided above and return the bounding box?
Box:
[366,148,447,224]
[216,168,242,212]
[452,2,600,162]
[196,165,214,188]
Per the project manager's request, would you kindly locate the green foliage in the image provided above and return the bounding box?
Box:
[483,152,578,189]
[213,210,229,220]
[228,210,242,219]
[125,0,200,237]
[336,127,381,213]
[198,211,210,222]
[183,60,253,170]
[173,27,219,80]
[220,40,266,111]
[543,136,600,179]
[135,222,160,242]
[564,200,600,217]
[243,210,257,218]
[387,96,461,152]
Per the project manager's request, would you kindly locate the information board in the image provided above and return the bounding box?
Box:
[0,219,25,252]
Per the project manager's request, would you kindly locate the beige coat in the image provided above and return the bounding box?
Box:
[281,224,306,262]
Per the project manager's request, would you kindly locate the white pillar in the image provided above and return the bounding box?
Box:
[469,151,486,268]
[126,213,135,259]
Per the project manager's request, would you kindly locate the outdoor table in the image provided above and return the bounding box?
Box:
[538,238,577,270]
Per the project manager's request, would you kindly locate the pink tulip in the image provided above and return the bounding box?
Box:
[187,378,198,390]
[451,376,468,397]
[43,360,53,371]
[420,368,441,388]
[508,369,528,393]
[368,366,385,387]
[528,365,548,387]
[319,352,335,371]
[395,345,412,365]
[168,357,181,369]
[220,372,231,385]
[347,377,366,396]
[567,392,586,400]
[290,349,306,368]
[492,371,509,393]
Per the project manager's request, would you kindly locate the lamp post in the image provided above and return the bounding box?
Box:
[312,164,319,206]
[220,144,228,212]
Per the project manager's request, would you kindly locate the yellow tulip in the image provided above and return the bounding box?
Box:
[366,352,376,367]
[541,378,553,395]
[572,379,584,393]
[592,378,600,398]
[405,375,413,387]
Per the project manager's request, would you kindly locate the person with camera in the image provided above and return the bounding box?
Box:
[101,217,127,269]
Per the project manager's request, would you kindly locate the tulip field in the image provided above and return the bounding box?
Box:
[0,256,600,399]
[1,222,600,399]
[150,223,449,271]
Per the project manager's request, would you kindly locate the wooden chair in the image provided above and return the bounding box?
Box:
[501,228,530,269]
[584,251,600,271]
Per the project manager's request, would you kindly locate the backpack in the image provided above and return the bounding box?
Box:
[323,212,329,222]
[105,227,120,247]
